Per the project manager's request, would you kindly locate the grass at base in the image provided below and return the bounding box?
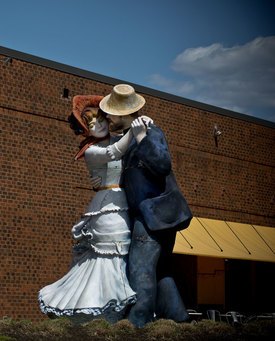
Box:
[0,317,274,340]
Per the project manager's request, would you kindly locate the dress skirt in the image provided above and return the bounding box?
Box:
[39,248,136,317]
[38,188,136,319]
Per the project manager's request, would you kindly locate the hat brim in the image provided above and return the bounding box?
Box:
[99,93,145,116]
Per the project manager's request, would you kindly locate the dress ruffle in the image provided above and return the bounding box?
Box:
[38,294,136,317]
[82,206,128,217]
[71,189,131,255]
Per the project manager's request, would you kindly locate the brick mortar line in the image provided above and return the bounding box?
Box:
[170,143,275,169]
[1,105,274,172]
[189,203,274,220]
[0,104,67,123]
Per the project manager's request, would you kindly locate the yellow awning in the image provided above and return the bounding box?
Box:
[173,217,275,263]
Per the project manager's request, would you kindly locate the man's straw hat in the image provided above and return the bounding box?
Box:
[99,84,145,116]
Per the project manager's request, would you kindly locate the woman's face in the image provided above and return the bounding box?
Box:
[89,116,109,138]
[82,108,109,138]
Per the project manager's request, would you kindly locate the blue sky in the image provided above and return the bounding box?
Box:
[1,0,275,122]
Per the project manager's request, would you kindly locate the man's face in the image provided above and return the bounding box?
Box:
[106,114,125,133]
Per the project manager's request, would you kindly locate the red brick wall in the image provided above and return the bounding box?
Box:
[0,54,274,321]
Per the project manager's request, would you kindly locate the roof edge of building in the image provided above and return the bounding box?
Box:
[1,45,274,129]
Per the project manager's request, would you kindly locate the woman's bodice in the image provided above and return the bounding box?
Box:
[84,137,121,186]
[74,137,130,255]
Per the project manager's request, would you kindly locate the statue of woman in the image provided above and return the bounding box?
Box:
[38,95,136,323]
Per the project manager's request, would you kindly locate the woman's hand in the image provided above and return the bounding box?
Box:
[131,117,147,144]
[90,176,102,190]
[140,115,153,126]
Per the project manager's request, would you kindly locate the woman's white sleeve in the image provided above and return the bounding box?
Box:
[85,130,132,162]
[85,145,113,163]
[106,130,133,160]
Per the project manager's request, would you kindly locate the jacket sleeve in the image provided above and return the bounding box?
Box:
[134,125,171,176]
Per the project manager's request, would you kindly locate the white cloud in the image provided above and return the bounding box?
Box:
[149,36,275,122]
[149,74,194,95]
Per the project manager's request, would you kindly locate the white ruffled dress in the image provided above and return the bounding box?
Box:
[38,139,136,320]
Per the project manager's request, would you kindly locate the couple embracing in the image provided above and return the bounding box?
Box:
[39,84,192,327]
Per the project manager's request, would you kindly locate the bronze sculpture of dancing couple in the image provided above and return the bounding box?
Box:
[39,84,192,327]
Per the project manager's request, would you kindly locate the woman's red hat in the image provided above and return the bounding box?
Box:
[72,95,104,136]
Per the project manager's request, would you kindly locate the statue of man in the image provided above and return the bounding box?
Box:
[100,84,193,327]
